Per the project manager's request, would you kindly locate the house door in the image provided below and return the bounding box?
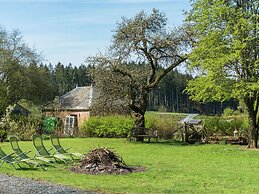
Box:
[64,115,78,136]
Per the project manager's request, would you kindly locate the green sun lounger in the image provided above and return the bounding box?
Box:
[50,134,84,160]
[9,136,47,170]
[32,134,72,164]
[0,147,24,169]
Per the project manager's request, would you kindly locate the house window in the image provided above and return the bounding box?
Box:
[64,115,78,136]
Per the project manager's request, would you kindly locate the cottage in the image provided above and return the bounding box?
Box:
[43,86,94,135]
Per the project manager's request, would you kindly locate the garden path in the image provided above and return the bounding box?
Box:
[0,174,97,194]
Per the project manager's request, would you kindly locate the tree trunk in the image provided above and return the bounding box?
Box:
[245,99,258,148]
[132,91,148,142]
[133,112,145,142]
[247,110,258,148]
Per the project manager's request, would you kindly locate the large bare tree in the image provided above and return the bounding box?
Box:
[88,9,191,138]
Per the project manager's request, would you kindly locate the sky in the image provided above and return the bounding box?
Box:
[0,0,191,66]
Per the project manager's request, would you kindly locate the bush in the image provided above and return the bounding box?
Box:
[11,116,40,140]
[203,116,248,137]
[223,107,240,116]
[0,118,9,142]
[0,105,40,141]
[43,116,56,134]
[80,113,186,140]
[80,116,134,138]
[145,113,184,140]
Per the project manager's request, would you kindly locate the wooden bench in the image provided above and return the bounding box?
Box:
[129,127,158,142]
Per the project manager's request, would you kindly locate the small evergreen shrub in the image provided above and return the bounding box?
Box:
[43,116,56,134]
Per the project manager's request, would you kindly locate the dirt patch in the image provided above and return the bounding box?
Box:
[70,147,146,175]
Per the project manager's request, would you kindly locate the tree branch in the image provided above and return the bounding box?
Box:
[147,56,188,89]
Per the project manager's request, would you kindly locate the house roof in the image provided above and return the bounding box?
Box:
[12,104,31,116]
[59,86,93,110]
[43,86,94,111]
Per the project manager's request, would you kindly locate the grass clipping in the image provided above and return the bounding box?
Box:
[71,147,145,174]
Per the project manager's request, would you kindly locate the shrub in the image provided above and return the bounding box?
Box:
[0,117,9,142]
[145,113,184,140]
[203,116,247,137]
[223,107,240,116]
[10,115,40,140]
[80,113,186,140]
[80,116,134,138]
[43,116,56,134]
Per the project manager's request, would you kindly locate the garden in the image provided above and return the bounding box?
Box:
[0,0,258,193]
[0,110,257,193]
[1,137,259,193]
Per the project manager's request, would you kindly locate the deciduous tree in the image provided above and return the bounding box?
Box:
[88,9,191,139]
[185,0,259,147]
[0,27,40,114]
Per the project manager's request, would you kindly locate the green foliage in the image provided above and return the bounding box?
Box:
[0,28,41,113]
[10,116,39,140]
[186,0,259,102]
[0,105,41,141]
[0,105,13,141]
[81,115,149,138]
[145,113,184,140]
[80,116,134,138]
[81,113,185,140]
[203,116,248,137]
[186,0,259,146]
[0,119,9,142]
[43,116,56,134]
[223,107,240,117]
[54,63,92,96]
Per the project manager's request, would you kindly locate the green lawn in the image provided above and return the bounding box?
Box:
[1,138,259,193]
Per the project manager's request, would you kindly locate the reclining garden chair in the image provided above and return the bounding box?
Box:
[32,134,71,164]
[50,134,84,160]
[0,147,23,169]
[9,136,47,170]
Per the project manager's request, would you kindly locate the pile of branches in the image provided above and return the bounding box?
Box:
[71,147,142,174]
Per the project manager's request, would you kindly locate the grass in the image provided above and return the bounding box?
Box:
[1,138,259,193]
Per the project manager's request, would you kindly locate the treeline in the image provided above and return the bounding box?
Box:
[148,70,238,114]
[148,70,192,112]
[3,61,237,115]
[0,60,92,115]
[17,62,92,105]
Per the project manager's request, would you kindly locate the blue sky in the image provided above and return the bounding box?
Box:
[0,0,190,66]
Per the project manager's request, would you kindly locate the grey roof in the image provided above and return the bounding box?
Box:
[59,86,94,110]
[12,104,31,116]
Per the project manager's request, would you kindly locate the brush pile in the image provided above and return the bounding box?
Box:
[71,147,144,174]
